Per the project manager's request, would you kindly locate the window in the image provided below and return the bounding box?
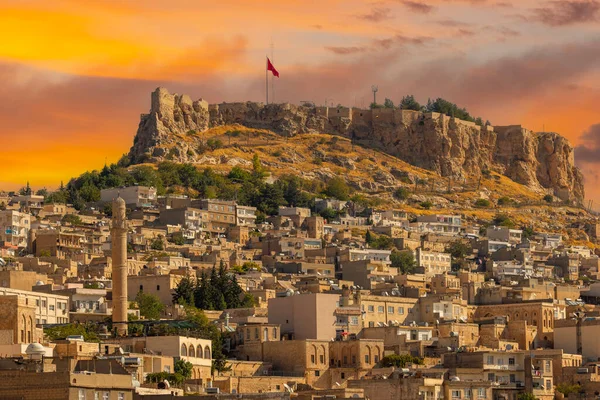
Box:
[311,355,315,364]
[487,373,495,382]
[49,305,55,311]
[246,329,250,340]
[368,321,375,327]
[368,305,374,312]
[508,357,515,366]
[352,355,356,364]
[36,299,40,306]
[350,316,359,326]
[41,300,46,307]
[509,374,516,383]
[341,372,345,379]
[315,370,320,377]
[156,285,160,291]
[388,306,394,314]
[398,307,404,315]
[378,306,384,313]
[546,379,551,390]
[374,355,379,363]
[118,393,125,400]
[477,388,486,399]
[320,355,324,364]
[545,360,551,371]
[451,390,461,399]
[365,355,370,364]
[103,393,109,400]
[79,389,86,400]
[487,356,494,365]
[95,392,100,400]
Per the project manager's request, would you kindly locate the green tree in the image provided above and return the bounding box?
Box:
[380,354,423,368]
[516,393,538,400]
[399,95,422,111]
[325,177,350,200]
[44,323,99,342]
[174,359,193,379]
[497,196,514,206]
[391,250,416,274]
[150,237,164,251]
[195,271,213,310]
[319,208,339,221]
[446,240,471,259]
[493,214,515,228]
[394,187,410,200]
[172,276,195,306]
[543,194,554,203]
[135,291,164,320]
[369,102,383,109]
[555,383,581,396]
[62,214,83,226]
[474,198,491,208]
[521,226,535,239]
[170,231,186,246]
[383,98,395,108]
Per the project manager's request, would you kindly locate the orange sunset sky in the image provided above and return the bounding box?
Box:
[1,0,600,205]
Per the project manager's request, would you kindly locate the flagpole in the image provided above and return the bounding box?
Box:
[266,56,269,105]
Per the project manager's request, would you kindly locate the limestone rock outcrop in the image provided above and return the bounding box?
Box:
[128,87,585,203]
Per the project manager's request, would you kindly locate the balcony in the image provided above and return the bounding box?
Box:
[484,364,520,371]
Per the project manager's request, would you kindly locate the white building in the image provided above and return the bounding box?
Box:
[100,186,157,208]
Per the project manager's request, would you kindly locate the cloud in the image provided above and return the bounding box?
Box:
[575,124,600,163]
[325,33,434,55]
[532,0,600,26]
[400,1,435,13]
[357,7,393,22]
[325,46,367,55]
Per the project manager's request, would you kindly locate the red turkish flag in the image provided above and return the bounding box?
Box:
[267,58,279,78]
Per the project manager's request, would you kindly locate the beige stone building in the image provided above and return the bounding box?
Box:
[127,273,183,306]
[268,293,340,340]
[0,269,49,291]
[101,185,157,207]
[35,229,85,258]
[0,287,69,325]
[415,249,451,278]
[0,210,30,248]
[346,292,418,328]
[474,300,555,347]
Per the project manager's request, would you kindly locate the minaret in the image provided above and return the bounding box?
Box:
[111,196,128,336]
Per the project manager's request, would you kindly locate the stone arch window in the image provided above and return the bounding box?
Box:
[514,312,520,319]
[204,345,211,359]
[21,314,26,342]
[272,327,277,339]
[28,316,33,342]
[189,345,195,358]
[263,328,268,341]
[181,343,188,357]
[311,344,318,364]
[365,345,372,365]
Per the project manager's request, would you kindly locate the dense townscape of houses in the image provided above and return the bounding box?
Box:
[2,185,600,399]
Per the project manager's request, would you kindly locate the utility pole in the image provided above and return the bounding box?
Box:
[270,39,275,104]
[371,85,378,106]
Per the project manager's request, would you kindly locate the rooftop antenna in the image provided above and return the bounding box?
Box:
[371,85,379,106]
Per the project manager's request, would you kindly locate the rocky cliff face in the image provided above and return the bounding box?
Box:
[129,87,584,202]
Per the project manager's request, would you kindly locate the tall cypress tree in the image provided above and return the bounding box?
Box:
[195,272,213,310]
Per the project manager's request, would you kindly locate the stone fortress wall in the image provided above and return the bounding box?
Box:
[130,87,584,203]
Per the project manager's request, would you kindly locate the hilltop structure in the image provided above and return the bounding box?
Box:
[129,87,584,203]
